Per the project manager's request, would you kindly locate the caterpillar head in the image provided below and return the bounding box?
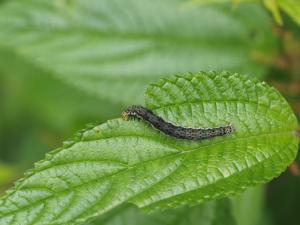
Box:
[122,105,144,120]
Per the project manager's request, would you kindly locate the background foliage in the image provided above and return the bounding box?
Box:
[0,0,300,225]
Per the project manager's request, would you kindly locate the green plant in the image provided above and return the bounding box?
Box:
[1,0,300,225]
[0,0,276,104]
[0,71,298,225]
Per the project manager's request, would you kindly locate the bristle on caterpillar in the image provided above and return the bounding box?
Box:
[122,105,235,140]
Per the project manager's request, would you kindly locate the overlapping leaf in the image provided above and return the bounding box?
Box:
[0,0,276,104]
[264,0,300,25]
[277,0,300,25]
[0,71,298,225]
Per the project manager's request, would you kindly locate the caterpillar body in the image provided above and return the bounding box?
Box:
[122,105,235,140]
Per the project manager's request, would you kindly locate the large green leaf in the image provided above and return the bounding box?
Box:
[0,71,298,225]
[0,48,120,133]
[0,48,120,168]
[0,0,276,104]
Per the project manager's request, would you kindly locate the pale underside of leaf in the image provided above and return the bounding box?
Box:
[0,72,298,225]
[0,0,276,104]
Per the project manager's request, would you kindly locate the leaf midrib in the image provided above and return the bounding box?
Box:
[2,20,251,48]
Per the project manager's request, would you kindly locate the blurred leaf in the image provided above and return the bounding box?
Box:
[0,48,121,166]
[211,198,236,225]
[187,0,242,6]
[0,163,18,190]
[263,0,283,25]
[189,0,300,27]
[0,0,276,104]
[231,185,265,225]
[0,48,120,132]
[0,71,298,225]
[277,0,300,25]
[267,152,300,225]
[86,199,236,225]
[262,0,300,26]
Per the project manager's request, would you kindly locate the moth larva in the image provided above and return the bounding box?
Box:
[122,105,235,140]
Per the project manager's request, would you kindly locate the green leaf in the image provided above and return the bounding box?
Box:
[188,0,300,27]
[277,0,300,25]
[0,71,298,225]
[261,0,300,26]
[263,0,283,25]
[0,47,120,132]
[212,198,236,225]
[0,0,276,104]
[231,185,265,225]
[0,48,121,167]
[87,199,236,225]
[0,163,18,191]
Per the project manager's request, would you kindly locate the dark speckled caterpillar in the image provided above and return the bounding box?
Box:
[122,105,235,140]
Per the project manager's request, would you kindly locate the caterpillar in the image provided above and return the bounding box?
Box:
[122,105,235,140]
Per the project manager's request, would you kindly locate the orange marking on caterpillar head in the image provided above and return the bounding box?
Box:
[122,111,129,121]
